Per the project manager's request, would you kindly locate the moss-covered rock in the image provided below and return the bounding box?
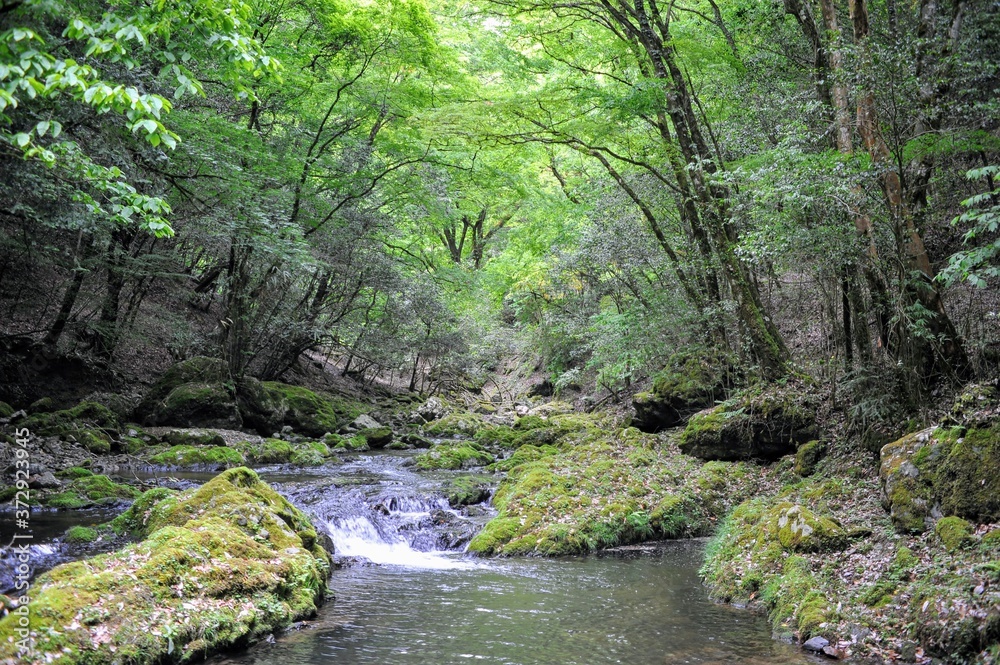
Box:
[29,396,55,413]
[880,422,1000,533]
[161,428,226,447]
[0,468,330,665]
[423,411,486,437]
[22,400,121,447]
[243,381,367,438]
[147,445,244,469]
[679,387,816,462]
[935,516,973,552]
[134,356,231,416]
[0,400,13,418]
[331,434,369,452]
[468,428,767,556]
[357,426,393,449]
[45,475,140,509]
[149,382,242,429]
[445,476,492,507]
[64,526,98,543]
[794,440,825,477]
[415,442,494,470]
[632,352,733,432]
[238,439,327,466]
[771,503,846,552]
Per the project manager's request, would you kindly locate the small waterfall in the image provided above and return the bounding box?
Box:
[275,451,494,570]
[325,515,474,570]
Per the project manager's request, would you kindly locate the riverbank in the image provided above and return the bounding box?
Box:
[0,362,998,664]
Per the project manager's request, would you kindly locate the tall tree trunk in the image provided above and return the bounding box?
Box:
[849,0,969,380]
[95,227,135,360]
[43,238,92,348]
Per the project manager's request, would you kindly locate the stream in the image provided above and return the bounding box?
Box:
[6,450,822,664]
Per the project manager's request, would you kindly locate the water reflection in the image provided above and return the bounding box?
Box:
[212,541,821,665]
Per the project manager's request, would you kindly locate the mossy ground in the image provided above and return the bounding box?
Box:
[0,468,331,665]
[701,467,1000,663]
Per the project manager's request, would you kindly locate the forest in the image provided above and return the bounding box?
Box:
[0,0,998,662]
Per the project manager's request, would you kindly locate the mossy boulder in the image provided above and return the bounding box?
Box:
[0,468,330,665]
[135,356,231,414]
[794,440,825,477]
[769,503,846,552]
[241,439,327,466]
[147,445,244,469]
[357,426,393,449]
[22,400,121,445]
[241,381,366,438]
[444,476,492,507]
[945,382,999,428]
[44,475,140,509]
[701,487,850,641]
[679,389,816,462]
[415,442,494,470]
[880,422,1000,533]
[64,526,98,544]
[0,400,13,418]
[935,516,973,552]
[146,382,242,429]
[423,411,486,437]
[161,428,226,447]
[632,352,732,432]
[331,434,369,452]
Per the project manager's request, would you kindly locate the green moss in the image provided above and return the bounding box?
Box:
[110,487,178,537]
[261,382,364,437]
[148,445,244,468]
[356,426,393,448]
[701,482,851,632]
[121,436,147,454]
[859,580,898,607]
[0,400,13,418]
[22,400,120,443]
[445,476,492,506]
[0,468,330,664]
[56,466,94,479]
[68,401,119,427]
[415,442,494,470]
[468,517,522,554]
[794,440,825,477]
[256,438,294,463]
[488,444,560,472]
[935,516,973,552]
[514,415,547,430]
[29,396,55,412]
[332,434,369,452]
[981,529,1000,553]
[771,502,846,552]
[162,428,226,447]
[881,423,1000,533]
[423,411,486,437]
[65,526,99,543]
[79,428,112,454]
[46,475,140,509]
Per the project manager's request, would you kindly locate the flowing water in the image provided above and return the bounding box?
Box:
[216,451,821,665]
[5,450,821,663]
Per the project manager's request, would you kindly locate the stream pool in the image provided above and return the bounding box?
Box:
[209,544,820,665]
